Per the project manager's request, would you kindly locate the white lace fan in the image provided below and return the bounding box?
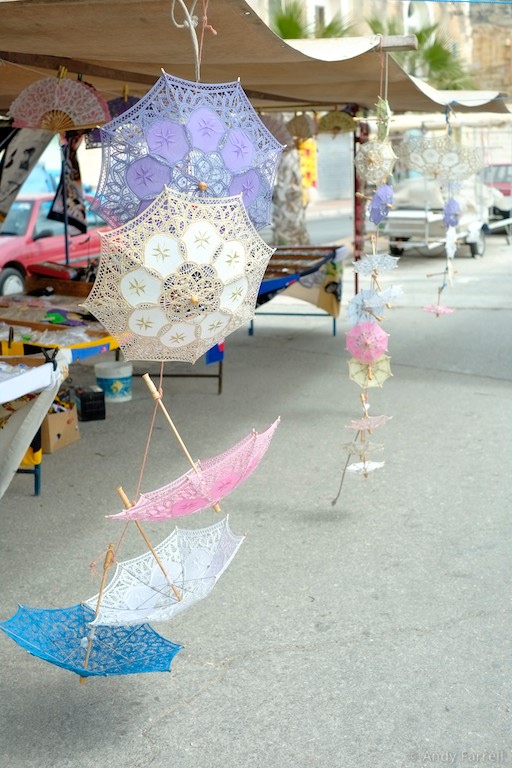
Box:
[8,76,111,133]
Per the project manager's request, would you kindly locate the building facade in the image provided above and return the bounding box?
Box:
[248,0,512,92]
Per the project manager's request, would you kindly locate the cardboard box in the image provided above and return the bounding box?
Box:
[41,404,80,454]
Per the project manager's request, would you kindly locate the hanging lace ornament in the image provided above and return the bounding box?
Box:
[375,96,392,141]
[8,75,111,132]
[354,140,397,186]
[317,110,356,136]
[260,114,293,150]
[286,113,316,141]
[398,135,484,182]
[443,198,461,228]
[369,184,394,224]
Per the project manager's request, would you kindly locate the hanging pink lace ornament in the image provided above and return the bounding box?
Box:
[423,304,455,317]
[345,415,392,433]
[8,76,111,132]
[346,322,389,363]
[107,418,280,521]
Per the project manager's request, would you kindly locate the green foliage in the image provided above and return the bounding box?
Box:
[271,0,309,38]
[271,1,351,40]
[316,13,352,39]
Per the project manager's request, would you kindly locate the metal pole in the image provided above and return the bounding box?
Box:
[59,136,70,266]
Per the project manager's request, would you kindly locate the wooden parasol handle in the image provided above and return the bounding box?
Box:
[142,373,221,513]
[117,485,182,602]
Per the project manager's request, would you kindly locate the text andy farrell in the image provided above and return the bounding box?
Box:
[422,751,507,764]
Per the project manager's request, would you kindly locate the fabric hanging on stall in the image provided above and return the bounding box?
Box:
[48,131,87,234]
[0,128,53,221]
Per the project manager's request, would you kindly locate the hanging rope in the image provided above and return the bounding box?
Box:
[169,0,217,81]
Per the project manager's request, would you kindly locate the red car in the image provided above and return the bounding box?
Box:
[0,193,109,295]
[481,164,512,200]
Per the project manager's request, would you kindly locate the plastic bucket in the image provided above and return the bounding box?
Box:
[94,361,133,403]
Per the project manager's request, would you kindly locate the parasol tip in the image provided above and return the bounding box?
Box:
[190,294,200,305]
[198,181,208,191]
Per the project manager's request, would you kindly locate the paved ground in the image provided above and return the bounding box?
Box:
[1,235,511,768]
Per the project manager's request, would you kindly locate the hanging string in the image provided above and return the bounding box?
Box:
[198,0,217,76]
[169,0,201,81]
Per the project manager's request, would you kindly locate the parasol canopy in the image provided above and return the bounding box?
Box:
[84,517,244,627]
[108,418,279,522]
[353,252,399,277]
[85,94,140,149]
[346,460,385,475]
[397,135,484,182]
[83,186,275,363]
[443,198,461,228]
[0,604,182,677]
[354,140,397,186]
[345,414,392,432]
[347,289,387,325]
[8,75,111,133]
[423,304,455,317]
[92,71,284,231]
[369,184,394,225]
[348,355,392,389]
[342,439,384,457]
[346,322,389,363]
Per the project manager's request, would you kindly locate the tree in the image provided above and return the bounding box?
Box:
[270,0,351,39]
[367,17,475,90]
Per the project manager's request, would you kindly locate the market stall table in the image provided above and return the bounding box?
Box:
[0,352,66,499]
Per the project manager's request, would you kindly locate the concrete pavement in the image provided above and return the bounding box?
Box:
[1,234,511,768]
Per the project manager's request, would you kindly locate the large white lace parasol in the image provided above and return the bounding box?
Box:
[83,186,275,363]
[84,517,244,627]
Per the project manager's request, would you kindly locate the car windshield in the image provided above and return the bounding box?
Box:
[482,165,512,184]
[0,200,33,236]
[0,197,107,239]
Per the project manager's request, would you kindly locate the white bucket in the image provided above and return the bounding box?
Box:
[94,361,133,403]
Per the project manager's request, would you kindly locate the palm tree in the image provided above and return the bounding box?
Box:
[270,0,351,39]
[367,17,475,90]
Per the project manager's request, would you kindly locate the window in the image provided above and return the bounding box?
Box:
[0,201,33,236]
[34,200,65,238]
[315,5,325,31]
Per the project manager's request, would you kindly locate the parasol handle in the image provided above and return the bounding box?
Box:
[143,373,198,472]
[116,486,182,602]
[80,543,116,683]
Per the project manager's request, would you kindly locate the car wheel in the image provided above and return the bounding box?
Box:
[469,231,486,258]
[0,268,25,295]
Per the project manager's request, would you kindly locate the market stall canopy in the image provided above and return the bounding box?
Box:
[0,0,509,115]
